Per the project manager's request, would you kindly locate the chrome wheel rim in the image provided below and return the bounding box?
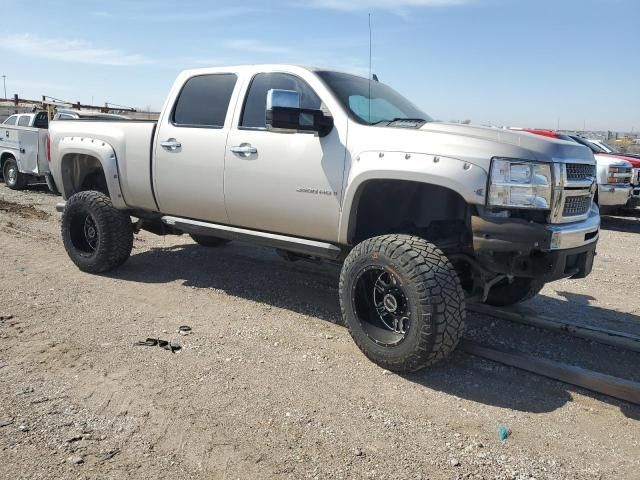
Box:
[7,166,17,185]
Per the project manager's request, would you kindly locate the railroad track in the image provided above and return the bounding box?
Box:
[464,304,640,406]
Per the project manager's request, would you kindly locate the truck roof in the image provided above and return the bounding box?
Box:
[179,64,363,79]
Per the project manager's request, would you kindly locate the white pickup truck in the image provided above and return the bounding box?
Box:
[1,111,56,191]
[49,65,600,372]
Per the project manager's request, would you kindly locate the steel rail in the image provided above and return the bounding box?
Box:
[460,340,640,406]
[468,303,640,353]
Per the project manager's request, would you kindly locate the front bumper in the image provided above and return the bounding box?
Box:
[629,184,640,207]
[471,205,599,282]
[598,184,632,207]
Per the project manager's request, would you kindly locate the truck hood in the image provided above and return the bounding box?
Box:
[351,122,595,173]
[418,123,594,167]
[598,152,640,168]
[594,154,632,168]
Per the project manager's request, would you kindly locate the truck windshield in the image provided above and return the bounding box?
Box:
[570,136,607,153]
[316,71,431,126]
[599,141,619,153]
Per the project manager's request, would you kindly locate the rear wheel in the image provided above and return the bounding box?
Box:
[484,277,544,307]
[45,174,59,194]
[339,234,465,373]
[190,234,230,247]
[62,191,133,273]
[3,158,27,190]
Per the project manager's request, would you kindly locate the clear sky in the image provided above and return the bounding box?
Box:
[1,0,638,131]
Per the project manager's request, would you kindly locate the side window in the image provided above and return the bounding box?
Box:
[240,73,322,129]
[57,114,75,120]
[172,74,237,128]
[18,116,30,127]
[33,113,49,129]
[3,115,17,125]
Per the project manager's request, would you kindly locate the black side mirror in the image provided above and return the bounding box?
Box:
[267,106,333,137]
[265,88,333,137]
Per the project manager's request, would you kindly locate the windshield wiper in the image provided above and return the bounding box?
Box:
[370,117,427,126]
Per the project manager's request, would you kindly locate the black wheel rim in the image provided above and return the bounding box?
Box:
[352,266,411,346]
[69,212,99,255]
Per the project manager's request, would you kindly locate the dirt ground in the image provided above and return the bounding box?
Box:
[0,182,639,480]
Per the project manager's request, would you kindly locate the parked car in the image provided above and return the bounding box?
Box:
[0,110,56,191]
[520,130,632,213]
[49,65,599,372]
[569,135,637,209]
[587,138,640,205]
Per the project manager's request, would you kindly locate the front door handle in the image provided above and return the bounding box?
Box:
[160,138,182,151]
[230,143,258,156]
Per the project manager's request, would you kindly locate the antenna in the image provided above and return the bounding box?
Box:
[368,13,372,123]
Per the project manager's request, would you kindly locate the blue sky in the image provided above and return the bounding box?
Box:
[1,0,638,131]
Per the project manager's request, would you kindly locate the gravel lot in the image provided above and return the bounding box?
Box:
[0,182,639,480]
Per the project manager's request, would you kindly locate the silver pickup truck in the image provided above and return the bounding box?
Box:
[49,64,600,372]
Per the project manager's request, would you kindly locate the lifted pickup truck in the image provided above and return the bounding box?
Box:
[49,65,600,372]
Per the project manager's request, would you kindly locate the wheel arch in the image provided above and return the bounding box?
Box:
[1,151,17,172]
[339,176,476,247]
[57,138,126,208]
[338,161,487,245]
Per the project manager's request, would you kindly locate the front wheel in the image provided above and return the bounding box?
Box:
[484,277,544,307]
[3,158,27,190]
[61,191,133,273]
[339,235,466,373]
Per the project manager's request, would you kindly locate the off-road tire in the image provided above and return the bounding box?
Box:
[45,174,59,194]
[3,157,27,190]
[190,234,230,248]
[339,234,466,373]
[484,277,544,307]
[62,191,133,273]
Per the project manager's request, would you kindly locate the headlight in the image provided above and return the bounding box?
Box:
[607,165,631,184]
[488,158,552,209]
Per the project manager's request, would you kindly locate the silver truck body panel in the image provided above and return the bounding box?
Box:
[223,65,348,241]
[50,120,157,211]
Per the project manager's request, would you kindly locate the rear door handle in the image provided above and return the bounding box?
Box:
[160,138,181,151]
[230,143,257,156]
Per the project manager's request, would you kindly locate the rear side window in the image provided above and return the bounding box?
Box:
[240,73,321,129]
[3,115,17,125]
[33,112,48,129]
[172,74,237,128]
[18,116,30,127]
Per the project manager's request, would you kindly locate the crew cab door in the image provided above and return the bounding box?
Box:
[224,71,347,242]
[153,73,239,222]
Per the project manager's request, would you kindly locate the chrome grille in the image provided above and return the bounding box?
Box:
[566,163,595,181]
[562,195,592,217]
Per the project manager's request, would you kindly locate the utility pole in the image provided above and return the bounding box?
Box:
[1,75,6,100]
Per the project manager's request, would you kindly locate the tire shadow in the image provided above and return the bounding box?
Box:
[109,241,639,418]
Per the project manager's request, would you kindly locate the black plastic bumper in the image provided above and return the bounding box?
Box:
[471,215,597,282]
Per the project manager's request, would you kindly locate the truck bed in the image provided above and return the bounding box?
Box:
[50,119,158,211]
